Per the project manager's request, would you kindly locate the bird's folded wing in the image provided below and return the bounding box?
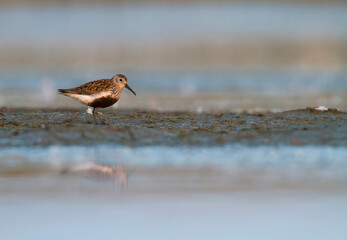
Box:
[59,79,112,95]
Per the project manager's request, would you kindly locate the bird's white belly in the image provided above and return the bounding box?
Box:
[68,91,113,105]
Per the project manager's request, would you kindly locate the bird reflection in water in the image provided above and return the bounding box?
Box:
[62,163,132,188]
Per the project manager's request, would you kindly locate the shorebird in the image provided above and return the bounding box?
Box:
[58,74,136,125]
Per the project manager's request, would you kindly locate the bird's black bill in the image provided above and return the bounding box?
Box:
[125,84,136,96]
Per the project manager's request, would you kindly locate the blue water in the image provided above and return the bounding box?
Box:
[1,145,346,176]
[1,143,347,240]
[1,193,347,240]
[1,3,347,45]
[1,70,346,94]
[1,144,347,239]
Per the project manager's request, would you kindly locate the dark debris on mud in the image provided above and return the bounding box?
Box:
[0,107,346,147]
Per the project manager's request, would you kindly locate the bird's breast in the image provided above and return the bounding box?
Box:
[88,95,118,108]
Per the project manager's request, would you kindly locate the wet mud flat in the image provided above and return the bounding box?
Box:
[0,107,345,147]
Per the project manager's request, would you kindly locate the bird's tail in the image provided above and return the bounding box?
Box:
[57,88,79,95]
[57,89,67,94]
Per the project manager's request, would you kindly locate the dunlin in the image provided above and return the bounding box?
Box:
[58,74,136,125]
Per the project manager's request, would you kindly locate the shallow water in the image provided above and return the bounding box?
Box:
[1,144,347,240]
[1,144,347,169]
[1,70,346,111]
[1,144,346,193]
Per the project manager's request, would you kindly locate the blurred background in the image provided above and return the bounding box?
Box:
[0,0,346,111]
[1,1,347,240]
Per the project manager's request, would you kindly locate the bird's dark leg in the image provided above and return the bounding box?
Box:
[95,108,106,125]
[92,107,98,125]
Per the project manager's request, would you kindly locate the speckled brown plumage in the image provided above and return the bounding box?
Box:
[80,79,113,93]
[59,79,115,95]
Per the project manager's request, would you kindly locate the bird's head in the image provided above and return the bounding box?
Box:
[112,74,136,96]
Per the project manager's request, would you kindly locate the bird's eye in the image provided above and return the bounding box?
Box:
[120,79,123,82]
